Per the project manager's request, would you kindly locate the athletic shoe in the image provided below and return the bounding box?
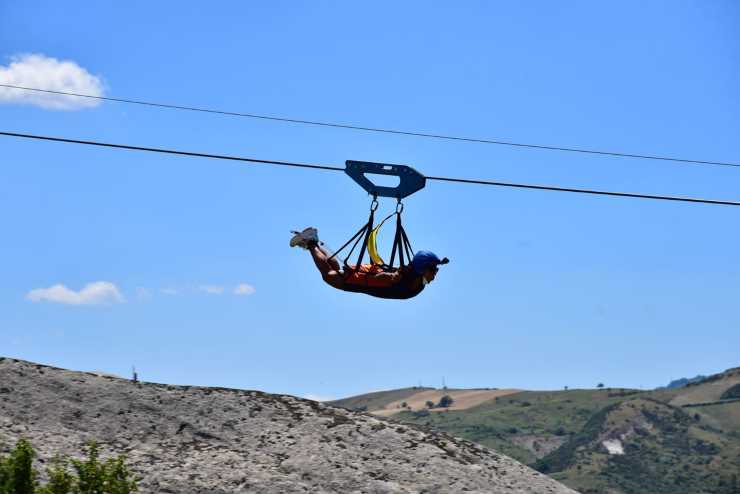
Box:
[290,227,319,248]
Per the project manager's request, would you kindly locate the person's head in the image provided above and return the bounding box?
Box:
[411,251,449,283]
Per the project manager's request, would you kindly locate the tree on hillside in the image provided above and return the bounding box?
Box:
[597,383,605,389]
[425,400,435,409]
[437,395,454,408]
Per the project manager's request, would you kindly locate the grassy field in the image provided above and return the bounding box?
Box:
[328,386,432,412]
[692,401,740,432]
[367,388,521,416]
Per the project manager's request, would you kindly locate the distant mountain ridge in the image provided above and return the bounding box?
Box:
[662,375,707,389]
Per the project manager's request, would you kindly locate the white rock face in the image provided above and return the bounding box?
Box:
[602,439,625,455]
[0,357,577,493]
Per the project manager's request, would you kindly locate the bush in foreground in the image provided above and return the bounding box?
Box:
[0,439,138,494]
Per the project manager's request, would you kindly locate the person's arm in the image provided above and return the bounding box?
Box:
[369,269,403,284]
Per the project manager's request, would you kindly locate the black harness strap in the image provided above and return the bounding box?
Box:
[400,223,414,262]
[388,213,401,268]
[328,221,369,263]
[329,198,417,276]
[396,212,406,268]
[354,208,375,268]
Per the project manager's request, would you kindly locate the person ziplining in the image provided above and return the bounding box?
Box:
[290,227,447,299]
[290,161,448,300]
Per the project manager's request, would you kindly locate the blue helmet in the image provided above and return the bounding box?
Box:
[412,251,447,275]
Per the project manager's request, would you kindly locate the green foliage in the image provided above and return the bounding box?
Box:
[71,442,107,494]
[0,440,137,494]
[98,457,137,494]
[0,455,6,493]
[425,400,434,409]
[37,458,73,494]
[69,442,138,494]
[1,438,37,494]
[437,395,454,408]
[535,402,619,474]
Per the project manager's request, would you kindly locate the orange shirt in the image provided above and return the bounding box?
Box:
[344,263,403,288]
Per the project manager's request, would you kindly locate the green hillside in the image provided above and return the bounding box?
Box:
[395,389,636,464]
[539,397,739,493]
[335,367,740,493]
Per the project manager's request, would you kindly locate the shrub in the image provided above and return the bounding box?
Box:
[38,457,74,494]
[0,439,138,494]
[437,395,454,408]
[425,400,435,409]
[1,438,37,494]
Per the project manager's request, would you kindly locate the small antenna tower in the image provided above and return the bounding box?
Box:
[132,365,138,384]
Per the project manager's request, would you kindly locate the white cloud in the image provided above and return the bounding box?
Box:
[200,285,225,295]
[233,283,256,296]
[160,287,179,296]
[0,54,104,110]
[27,281,124,306]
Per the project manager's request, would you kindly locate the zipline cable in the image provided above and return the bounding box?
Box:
[2,83,737,169]
[2,130,739,207]
[0,131,343,172]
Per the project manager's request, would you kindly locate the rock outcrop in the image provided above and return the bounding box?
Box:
[0,357,576,493]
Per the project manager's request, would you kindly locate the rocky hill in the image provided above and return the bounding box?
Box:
[0,357,576,493]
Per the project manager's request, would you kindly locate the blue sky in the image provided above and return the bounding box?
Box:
[1,1,738,400]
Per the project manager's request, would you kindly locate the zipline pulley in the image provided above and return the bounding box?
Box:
[345,160,426,199]
[330,161,426,272]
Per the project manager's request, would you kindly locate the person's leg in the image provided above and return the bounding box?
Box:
[308,244,344,289]
[318,243,341,272]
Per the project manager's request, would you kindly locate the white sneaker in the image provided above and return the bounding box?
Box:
[289,227,319,248]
